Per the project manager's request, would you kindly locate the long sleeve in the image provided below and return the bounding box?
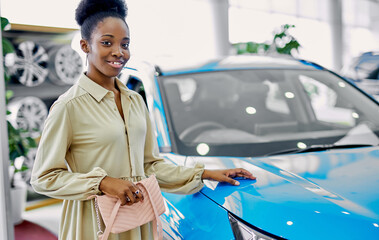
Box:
[30,100,107,200]
[30,74,172,240]
[141,98,205,195]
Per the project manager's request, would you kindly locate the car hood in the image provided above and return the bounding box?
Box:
[191,146,379,239]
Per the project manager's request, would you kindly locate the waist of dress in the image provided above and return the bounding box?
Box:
[118,175,147,182]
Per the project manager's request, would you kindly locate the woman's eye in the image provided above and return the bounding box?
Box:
[101,41,111,46]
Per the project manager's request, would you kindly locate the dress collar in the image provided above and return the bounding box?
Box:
[78,73,131,102]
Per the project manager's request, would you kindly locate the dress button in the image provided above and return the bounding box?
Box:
[114,108,117,111]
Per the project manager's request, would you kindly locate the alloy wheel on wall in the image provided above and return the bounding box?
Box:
[20,148,37,185]
[5,41,49,87]
[7,96,48,138]
[47,44,83,85]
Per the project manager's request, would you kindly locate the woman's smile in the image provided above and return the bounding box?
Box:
[106,60,126,69]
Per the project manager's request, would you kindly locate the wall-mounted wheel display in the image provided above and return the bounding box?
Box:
[5,41,49,87]
[3,25,80,198]
[20,148,37,185]
[7,96,48,138]
[47,44,83,85]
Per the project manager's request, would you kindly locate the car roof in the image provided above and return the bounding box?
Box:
[159,54,323,76]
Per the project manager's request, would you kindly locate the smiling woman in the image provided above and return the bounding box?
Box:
[80,16,130,100]
[76,0,130,88]
[30,0,255,240]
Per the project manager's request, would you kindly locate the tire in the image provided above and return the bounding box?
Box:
[7,96,48,138]
[47,44,83,85]
[5,41,49,87]
[20,148,37,185]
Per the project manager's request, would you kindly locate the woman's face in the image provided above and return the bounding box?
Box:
[85,17,130,80]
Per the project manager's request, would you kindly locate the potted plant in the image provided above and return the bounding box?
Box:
[233,24,301,56]
[2,16,37,224]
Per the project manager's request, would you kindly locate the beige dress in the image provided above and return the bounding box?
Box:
[31,74,204,240]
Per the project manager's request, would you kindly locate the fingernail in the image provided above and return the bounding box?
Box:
[234,181,240,186]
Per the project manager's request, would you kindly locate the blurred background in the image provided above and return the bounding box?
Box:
[2,0,379,71]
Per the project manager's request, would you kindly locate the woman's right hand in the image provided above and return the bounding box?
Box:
[99,176,144,206]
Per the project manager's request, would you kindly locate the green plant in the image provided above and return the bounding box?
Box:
[1,17,37,188]
[233,24,301,56]
[272,24,301,55]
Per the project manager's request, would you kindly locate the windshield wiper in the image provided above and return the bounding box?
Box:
[265,144,375,156]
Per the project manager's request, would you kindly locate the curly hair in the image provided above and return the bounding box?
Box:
[75,0,128,41]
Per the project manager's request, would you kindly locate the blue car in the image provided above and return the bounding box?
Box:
[119,55,379,240]
[341,51,379,81]
[341,52,379,100]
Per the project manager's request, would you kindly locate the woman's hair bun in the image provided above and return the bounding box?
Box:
[75,0,127,26]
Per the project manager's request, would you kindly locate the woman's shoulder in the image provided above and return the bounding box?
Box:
[50,83,88,110]
[124,88,145,104]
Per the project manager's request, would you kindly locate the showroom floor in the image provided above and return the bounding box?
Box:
[20,200,61,238]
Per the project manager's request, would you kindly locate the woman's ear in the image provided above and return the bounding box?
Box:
[80,39,90,53]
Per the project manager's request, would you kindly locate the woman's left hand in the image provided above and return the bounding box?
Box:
[202,168,256,186]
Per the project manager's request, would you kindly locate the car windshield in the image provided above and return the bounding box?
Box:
[160,69,379,157]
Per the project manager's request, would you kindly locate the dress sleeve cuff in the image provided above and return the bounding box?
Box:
[146,160,206,195]
[190,162,206,193]
[172,162,205,195]
[89,167,108,195]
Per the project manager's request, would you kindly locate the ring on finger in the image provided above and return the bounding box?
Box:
[135,190,140,195]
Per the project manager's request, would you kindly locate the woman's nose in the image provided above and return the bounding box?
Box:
[112,47,124,57]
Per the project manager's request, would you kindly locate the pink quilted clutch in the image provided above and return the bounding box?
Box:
[89,175,165,240]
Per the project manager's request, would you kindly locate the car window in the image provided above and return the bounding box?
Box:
[172,78,197,103]
[126,76,147,106]
[264,80,290,115]
[356,61,379,79]
[161,69,379,157]
[366,67,379,80]
[299,75,356,127]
